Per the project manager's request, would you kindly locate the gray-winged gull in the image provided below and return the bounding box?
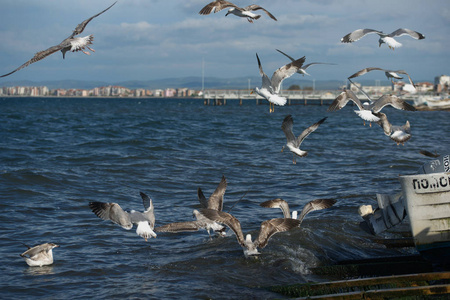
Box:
[89,191,156,241]
[281,115,327,164]
[253,53,306,113]
[0,2,116,78]
[200,208,300,257]
[199,1,277,22]
[20,243,59,267]
[341,28,425,50]
[375,112,412,145]
[276,49,335,76]
[348,67,416,87]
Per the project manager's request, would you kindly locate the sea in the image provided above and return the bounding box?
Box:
[0,97,449,299]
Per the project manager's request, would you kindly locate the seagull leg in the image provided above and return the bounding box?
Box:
[87,46,96,53]
[293,155,296,164]
[81,50,91,55]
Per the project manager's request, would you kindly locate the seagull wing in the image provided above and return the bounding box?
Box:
[71,1,117,37]
[20,243,52,257]
[139,192,155,228]
[244,5,277,21]
[341,29,382,43]
[296,198,336,224]
[275,49,295,62]
[302,62,336,70]
[394,70,416,86]
[154,221,202,233]
[271,56,306,93]
[207,175,227,211]
[260,198,290,219]
[281,115,296,144]
[348,67,385,79]
[199,0,237,15]
[295,117,327,147]
[255,218,300,249]
[0,45,63,78]
[197,187,209,209]
[374,112,392,136]
[327,89,364,111]
[256,53,273,92]
[89,201,133,230]
[200,209,245,246]
[389,28,425,40]
[371,95,416,113]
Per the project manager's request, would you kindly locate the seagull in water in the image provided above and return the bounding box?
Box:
[0,2,116,78]
[199,1,277,23]
[200,208,300,257]
[281,115,327,164]
[276,49,335,76]
[327,89,416,126]
[348,67,416,87]
[155,175,228,237]
[375,112,412,145]
[20,243,59,267]
[253,53,306,113]
[341,28,425,50]
[89,191,157,241]
[260,198,336,224]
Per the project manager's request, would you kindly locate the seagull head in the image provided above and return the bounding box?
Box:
[378,38,384,47]
[225,8,235,16]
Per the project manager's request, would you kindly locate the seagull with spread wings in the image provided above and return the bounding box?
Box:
[375,112,412,145]
[348,67,416,87]
[341,28,425,50]
[199,0,277,22]
[0,2,116,78]
[276,49,335,76]
[20,243,59,267]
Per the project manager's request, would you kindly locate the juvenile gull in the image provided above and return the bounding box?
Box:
[0,2,116,78]
[260,198,336,225]
[199,1,277,22]
[341,28,425,50]
[375,112,412,145]
[89,191,156,241]
[20,243,59,267]
[253,53,306,113]
[276,49,335,76]
[281,115,327,164]
[200,208,300,257]
[348,67,416,87]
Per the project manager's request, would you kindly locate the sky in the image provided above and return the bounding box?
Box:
[0,0,449,85]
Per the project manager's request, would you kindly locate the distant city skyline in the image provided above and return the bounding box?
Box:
[0,0,448,84]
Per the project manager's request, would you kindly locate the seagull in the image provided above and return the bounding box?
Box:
[260,198,336,224]
[0,2,116,78]
[281,115,327,164]
[375,112,412,145]
[155,176,228,237]
[89,191,157,241]
[341,28,425,50]
[253,53,306,113]
[276,49,335,76]
[348,67,416,87]
[200,208,300,257]
[419,150,440,158]
[327,89,416,126]
[20,243,59,267]
[199,1,277,23]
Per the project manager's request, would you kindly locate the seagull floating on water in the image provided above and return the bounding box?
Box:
[375,112,412,145]
[348,67,416,87]
[276,49,335,76]
[0,1,116,78]
[200,208,300,257]
[199,0,277,22]
[89,191,157,241]
[20,243,59,267]
[281,115,327,164]
[155,176,228,237]
[341,28,425,50]
[260,198,336,223]
[253,53,306,113]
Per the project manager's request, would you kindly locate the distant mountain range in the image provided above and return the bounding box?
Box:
[0,76,396,90]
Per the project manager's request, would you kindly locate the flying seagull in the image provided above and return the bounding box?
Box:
[0,1,116,78]
[327,89,416,126]
[155,176,228,237]
[276,49,335,76]
[340,28,425,50]
[200,208,300,257]
[281,115,327,164]
[199,1,277,22]
[20,243,59,267]
[348,67,416,87]
[375,112,412,145]
[89,191,157,241]
[260,198,336,224]
[253,53,306,113]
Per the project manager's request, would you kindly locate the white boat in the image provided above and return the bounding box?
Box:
[399,154,450,262]
[414,95,450,109]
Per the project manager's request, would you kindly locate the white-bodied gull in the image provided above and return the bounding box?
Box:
[20,243,59,267]
[375,112,412,145]
[89,191,157,241]
[200,208,300,257]
[253,53,306,113]
[276,49,335,76]
[348,67,416,87]
[341,28,425,50]
[199,1,277,22]
[0,2,116,78]
[281,115,327,164]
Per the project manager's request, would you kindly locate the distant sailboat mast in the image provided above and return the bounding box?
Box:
[202,58,205,95]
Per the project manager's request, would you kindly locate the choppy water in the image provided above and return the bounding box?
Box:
[0,97,449,299]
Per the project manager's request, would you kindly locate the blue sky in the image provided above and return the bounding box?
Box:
[0,0,448,84]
